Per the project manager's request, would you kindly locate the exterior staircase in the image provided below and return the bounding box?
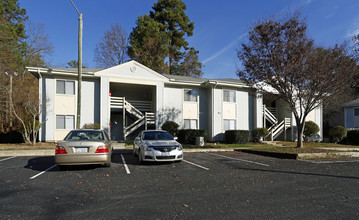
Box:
[110,97,155,140]
[263,105,291,141]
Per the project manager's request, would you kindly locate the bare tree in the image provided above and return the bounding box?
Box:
[10,85,48,145]
[94,23,129,68]
[237,12,358,148]
[24,21,54,68]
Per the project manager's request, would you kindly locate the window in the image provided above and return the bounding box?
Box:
[184,89,198,102]
[56,115,75,129]
[224,119,236,131]
[184,119,198,129]
[56,80,75,95]
[223,90,236,102]
[355,108,359,116]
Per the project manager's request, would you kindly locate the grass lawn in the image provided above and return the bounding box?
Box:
[274,141,359,148]
[184,141,359,154]
[0,143,57,151]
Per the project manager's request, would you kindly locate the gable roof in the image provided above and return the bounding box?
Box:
[343,98,359,107]
[95,60,169,83]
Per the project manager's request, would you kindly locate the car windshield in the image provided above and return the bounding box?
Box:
[142,131,173,141]
[64,130,104,141]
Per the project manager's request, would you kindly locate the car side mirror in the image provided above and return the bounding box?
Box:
[135,137,141,142]
[173,137,178,140]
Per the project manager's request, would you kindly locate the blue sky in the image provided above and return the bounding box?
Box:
[19,0,359,79]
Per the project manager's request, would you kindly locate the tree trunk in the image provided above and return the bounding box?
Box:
[296,122,305,148]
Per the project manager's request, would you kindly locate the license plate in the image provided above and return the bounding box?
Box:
[161,152,170,156]
[75,147,88,153]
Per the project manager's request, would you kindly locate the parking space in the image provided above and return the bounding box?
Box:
[1,152,359,219]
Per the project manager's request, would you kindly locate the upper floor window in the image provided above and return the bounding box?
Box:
[56,80,75,95]
[184,89,198,102]
[223,90,236,102]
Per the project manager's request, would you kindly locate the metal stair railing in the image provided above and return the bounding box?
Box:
[125,116,145,137]
[263,105,278,125]
[109,96,156,140]
[124,100,144,119]
[268,118,291,141]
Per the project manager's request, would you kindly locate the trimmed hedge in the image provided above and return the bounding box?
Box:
[251,128,269,142]
[303,121,320,142]
[225,130,249,144]
[329,126,347,144]
[344,129,359,145]
[161,121,179,136]
[178,129,207,145]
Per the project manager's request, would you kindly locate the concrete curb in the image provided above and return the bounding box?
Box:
[0,150,54,157]
[236,149,359,160]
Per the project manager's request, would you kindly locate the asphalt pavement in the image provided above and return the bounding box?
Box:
[1,151,359,219]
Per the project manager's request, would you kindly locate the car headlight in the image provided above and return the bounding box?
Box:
[142,144,152,151]
[176,145,183,151]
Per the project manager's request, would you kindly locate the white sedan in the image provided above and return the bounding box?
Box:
[133,130,183,163]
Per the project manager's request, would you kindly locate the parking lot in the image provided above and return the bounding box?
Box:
[1,151,359,219]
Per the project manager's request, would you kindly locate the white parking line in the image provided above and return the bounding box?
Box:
[208,152,270,167]
[0,156,16,162]
[121,154,130,174]
[29,164,57,179]
[183,160,210,170]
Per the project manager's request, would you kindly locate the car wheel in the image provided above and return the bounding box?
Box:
[138,150,143,164]
[133,147,137,156]
[58,165,68,171]
[105,160,111,168]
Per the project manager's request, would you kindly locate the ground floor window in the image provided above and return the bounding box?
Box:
[184,119,198,129]
[56,115,75,129]
[224,119,236,131]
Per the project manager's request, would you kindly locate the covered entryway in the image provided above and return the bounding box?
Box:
[110,83,156,141]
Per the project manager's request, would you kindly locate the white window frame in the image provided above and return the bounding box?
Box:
[184,119,198,129]
[56,115,75,130]
[223,119,236,131]
[223,90,236,102]
[56,80,75,95]
[184,89,198,102]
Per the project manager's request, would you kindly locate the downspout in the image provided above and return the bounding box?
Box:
[37,69,43,142]
[211,81,218,141]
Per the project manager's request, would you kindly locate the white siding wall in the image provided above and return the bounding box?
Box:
[81,79,100,127]
[213,88,223,142]
[237,90,249,130]
[44,77,55,141]
[162,86,183,128]
[156,82,165,129]
[100,77,110,134]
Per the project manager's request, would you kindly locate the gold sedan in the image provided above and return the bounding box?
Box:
[55,129,112,170]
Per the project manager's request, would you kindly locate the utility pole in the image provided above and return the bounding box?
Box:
[70,0,83,129]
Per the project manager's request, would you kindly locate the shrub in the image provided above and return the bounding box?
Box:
[161,121,179,136]
[328,126,347,144]
[178,129,207,144]
[225,130,249,144]
[345,129,359,145]
[251,128,269,142]
[82,123,101,129]
[303,121,320,142]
